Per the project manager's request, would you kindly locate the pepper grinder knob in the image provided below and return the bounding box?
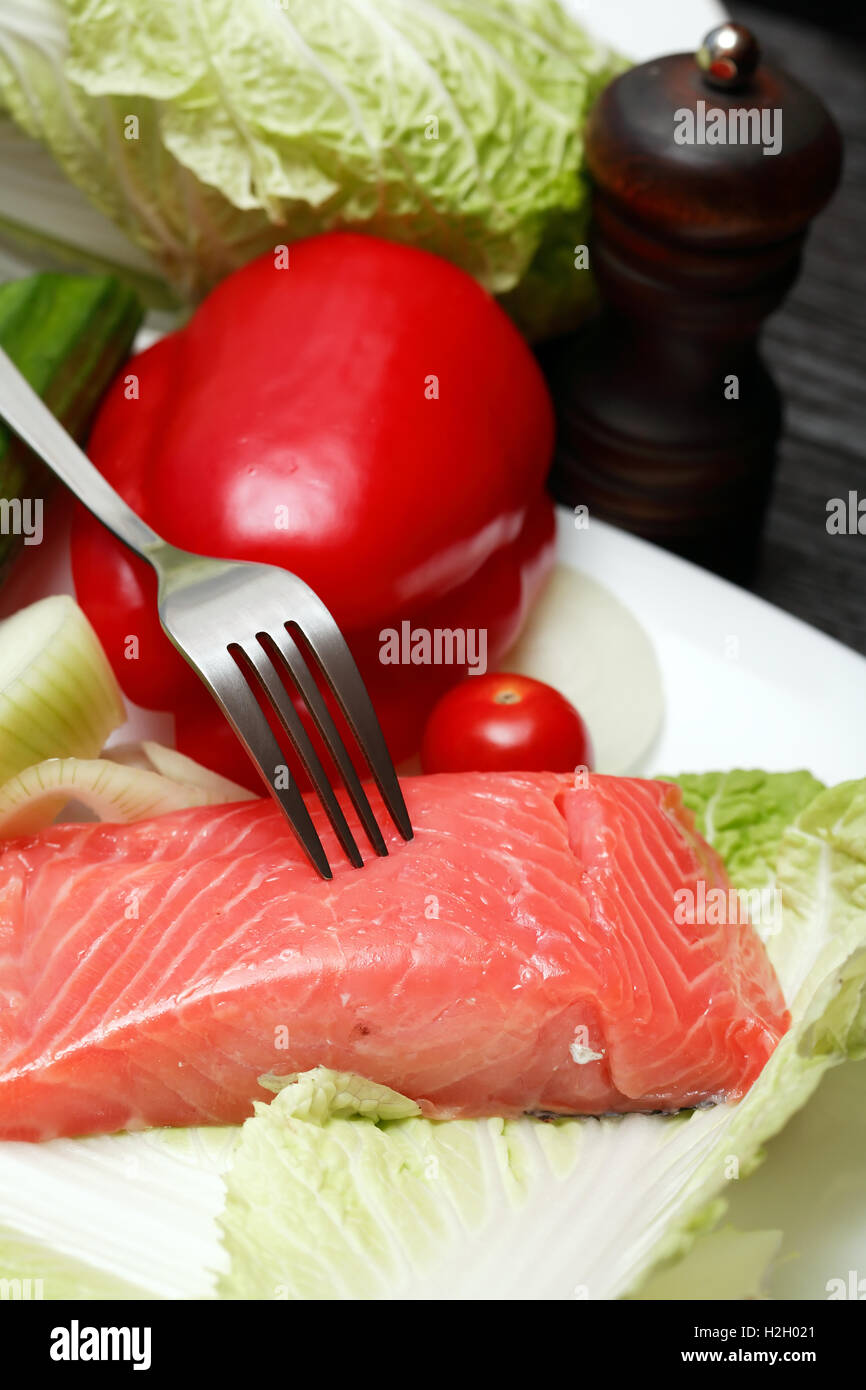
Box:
[542,25,843,579]
[697,22,760,89]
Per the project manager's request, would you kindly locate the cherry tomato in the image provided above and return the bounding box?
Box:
[420,673,594,775]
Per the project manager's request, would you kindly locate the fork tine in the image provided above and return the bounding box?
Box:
[260,630,389,857]
[237,642,364,869]
[199,649,333,879]
[285,612,413,843]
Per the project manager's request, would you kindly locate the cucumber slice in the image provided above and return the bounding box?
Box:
[0,594,126,782]
[0,273,143,571]
[0,755,252,837]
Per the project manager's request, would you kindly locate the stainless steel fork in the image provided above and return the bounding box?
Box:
[0,346,412,878]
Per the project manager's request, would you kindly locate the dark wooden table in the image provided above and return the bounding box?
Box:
[728,3,866,653]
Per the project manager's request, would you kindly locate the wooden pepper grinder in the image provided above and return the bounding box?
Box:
[542,23,842,579]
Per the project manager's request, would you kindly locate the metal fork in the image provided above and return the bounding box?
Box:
[0,346,412,878]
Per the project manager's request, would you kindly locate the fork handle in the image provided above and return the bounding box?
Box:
[0,346,165,561]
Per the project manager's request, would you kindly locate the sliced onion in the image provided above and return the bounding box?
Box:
[501,565,664,776]
[139,741,254,802]
[0,756,253,838]
[0,595,125,783]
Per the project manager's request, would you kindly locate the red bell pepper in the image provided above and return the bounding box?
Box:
[71,232,555,783]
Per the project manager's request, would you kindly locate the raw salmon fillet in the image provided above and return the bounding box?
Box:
[0,773,788,1141]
